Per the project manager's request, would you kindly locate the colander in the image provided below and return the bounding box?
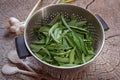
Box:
[15,4,109,69]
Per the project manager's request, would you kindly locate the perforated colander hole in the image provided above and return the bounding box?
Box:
[64,12,69,17]
[44,17,49,23]
[50,14,54,18]
[35,21,41,25]
[78,17,81,21]
[93,35,99,39]
[89,28,97,32]
[51,13,56,18]
[76,14,79,17]
[35,19,41,25]
[88,29,96,33]
[53,13,57,16]
[78,17,86,22]
[55,12,60,16]
[87,23,94,28]
[52,15,55,18]
[50,17,53,20]
[72,13,75,16]
[77,16,83,21]
[76,14,80,20]
[87,25,95,29]
[91,33,99,39]
[88,23,93,26]
[46,16,51,21]
[60,12,64,15]
[65,13,69,18]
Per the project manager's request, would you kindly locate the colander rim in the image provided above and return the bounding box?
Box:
[24,4,105,69]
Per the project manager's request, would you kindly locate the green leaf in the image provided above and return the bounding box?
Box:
[54,56,69,63]
[41,47,51,58]
[65,35,75,47]
[58,30,69,41]
[35,53,43,59]
[78,37,88,55]
[39,26,50,32]
[61,15,72,31]
[69,47,76,64]
[47,22,59,44]
[76,21,87,27]
[30,44,42,52]
[70,14,76,20]
[70,26,88,32]
[46,43,64,51]
[72,33,81,50]
[61,64,77,67]
[68,20,77,26]
[31,39,45,45]
[51,50,71,56]
[82,53,85,63]
[48,14,60,26]
[53,27,62,42]
[85,54,94,62]
[74,57,83,64]
[42,57,53,63]
[62,38,69,48]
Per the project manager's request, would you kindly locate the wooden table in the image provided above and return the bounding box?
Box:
[0,0,120,80]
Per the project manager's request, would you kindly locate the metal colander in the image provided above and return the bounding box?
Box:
[24,4,105,69]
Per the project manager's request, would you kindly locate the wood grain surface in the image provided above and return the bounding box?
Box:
[0,0,120,80]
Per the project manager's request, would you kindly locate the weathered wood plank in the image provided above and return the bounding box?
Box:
[86,0,120,80]
[88,0,120,38]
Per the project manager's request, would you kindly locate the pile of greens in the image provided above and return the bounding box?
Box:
[30,14,94,67]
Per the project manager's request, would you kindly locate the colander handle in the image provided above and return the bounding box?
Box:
[15,36,31,59]
[95,14,109,31]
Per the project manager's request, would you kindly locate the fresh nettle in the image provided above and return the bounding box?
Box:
[30,14,94,67]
